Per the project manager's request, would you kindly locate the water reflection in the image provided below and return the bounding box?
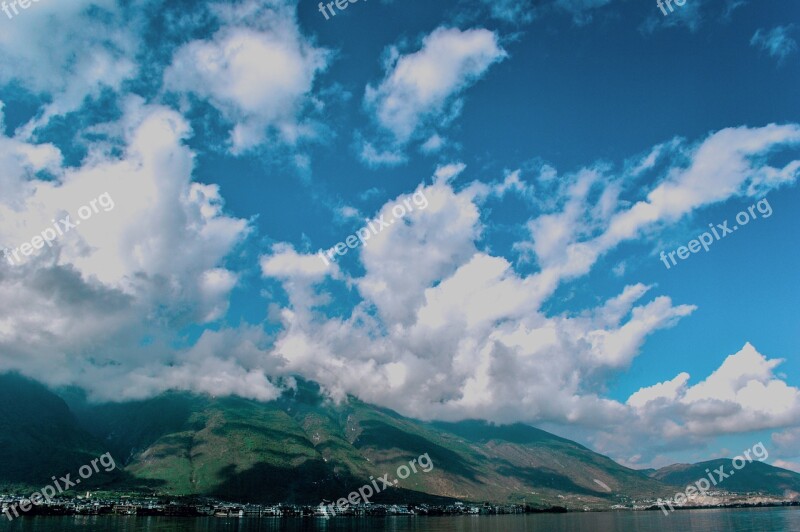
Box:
[0,508,798,531]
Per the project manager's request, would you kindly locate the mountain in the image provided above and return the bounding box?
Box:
[4,374,798,507]
[54,380,672,506]
[0,374,678,506]
[0,373,122,490]
[650,459,800,498]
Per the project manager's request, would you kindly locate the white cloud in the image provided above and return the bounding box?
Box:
[359,141,408,168]
[257,123,800,461]
[337,206,361,221]
[586,296,695,367]
[0,104,63,205]
[259,168,695,428]
[355,182,482,325]
[434,162,468,184]
[420,134,446,154]
[164,0,329,153]
[0,0,140,134]
[627,373,691,409]
[627,343,800,438]
[362,27,506,165]
[261,243,336,282]
[0,100,259,400]
[468,169,536,201]
[514,124,800,290]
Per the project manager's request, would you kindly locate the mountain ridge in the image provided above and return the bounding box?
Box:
[1,373,798,508]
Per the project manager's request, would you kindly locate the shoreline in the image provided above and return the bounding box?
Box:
[2,499,798,519]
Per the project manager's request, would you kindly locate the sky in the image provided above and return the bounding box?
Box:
[0,0,798,471]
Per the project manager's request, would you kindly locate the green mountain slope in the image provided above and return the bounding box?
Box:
[64,380,670,505]
[22,374,795,507]
[650,459,800,497]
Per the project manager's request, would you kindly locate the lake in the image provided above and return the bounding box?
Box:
[0,508,798,531]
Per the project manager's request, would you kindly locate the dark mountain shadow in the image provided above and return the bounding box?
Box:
[0,373,114,487]
[66,392,203,465]
[354,420,480,481]
[495,464,609,497]
[210,459,459,505]
[210,459,362,504]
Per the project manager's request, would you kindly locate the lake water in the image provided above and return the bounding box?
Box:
[0,508,799,531]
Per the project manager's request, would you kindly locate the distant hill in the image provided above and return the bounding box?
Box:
[650,459,800,497]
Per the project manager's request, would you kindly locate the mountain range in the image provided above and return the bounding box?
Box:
[1,373,798,507]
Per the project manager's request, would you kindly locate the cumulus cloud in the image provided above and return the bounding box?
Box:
[0,99,262,400]
[102,326,285,402]
[261,243,334,282]
[597,342,800,468]
[0,104,63,205]
[259,166,696,427]
[362,27,507,165]
[164,0,330,153]
[628,344,800,436]
[627,373,691,409]
[257,123,800,462]
[0,0,141,134]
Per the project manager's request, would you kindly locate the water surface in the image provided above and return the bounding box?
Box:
[1,508,798,531]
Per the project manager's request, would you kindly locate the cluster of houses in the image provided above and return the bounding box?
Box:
[3,489,796,519]
[600,491,798,513]
[313,501,545,517]
[0,493,559,519]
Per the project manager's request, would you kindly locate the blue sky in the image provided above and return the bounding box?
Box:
[0,0,798,470]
